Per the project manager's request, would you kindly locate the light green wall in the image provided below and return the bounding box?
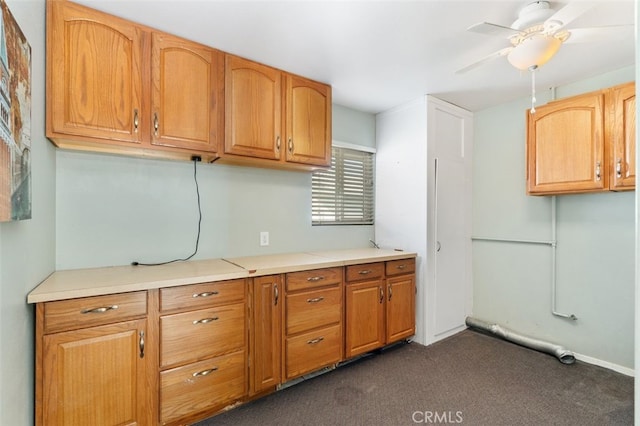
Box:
[0,1,56,426]
[56,104,375,269]
[473,66,635,369]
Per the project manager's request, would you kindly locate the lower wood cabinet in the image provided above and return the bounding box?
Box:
[158,279,248,425]
[283,267,344,381]
[33,256,416,425]
[249,275,282,395]
[36,292,150,426]
[345,259,416,358]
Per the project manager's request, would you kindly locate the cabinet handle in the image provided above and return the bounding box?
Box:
[358,270,372,275]
[397,264,406,270]
[616,159,622,178]
[595,161,601,181]
[139,330,145,359]
[307,337,324,345]
[133,109,139,132]
[288,138,293,153]
[388,284,393,301]
[192,317,219,325]
[192,367,218,377]
[307,297,324,303]
[306,276,325,282]
[81,305,118,314]
[153,113,159,136]
[274,283,279,306]
[379,286,384,304]
[276,136,281,151]
[192,291,219,298]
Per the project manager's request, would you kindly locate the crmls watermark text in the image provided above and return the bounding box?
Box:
[412,411,464,424]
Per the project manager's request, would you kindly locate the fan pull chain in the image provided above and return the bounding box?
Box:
[529,65,538,114]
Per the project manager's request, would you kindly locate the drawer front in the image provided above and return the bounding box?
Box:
[285,324,342,380]
[160,350,246,425]
[286,267,342,292]
[285,287,341,335]
[160,279,246,312]
[386,258,415,276]
[345,262,384,282]
[160,302,245,368]
[44,291,147,334]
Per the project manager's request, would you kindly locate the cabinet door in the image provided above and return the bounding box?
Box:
[609,82,636,190]
[386,275,415,343]
[225,55,282,160]
[527,92,606,195]
[151,33,222,153]
[284,74,332,166]
[345,280,385,358]
[47,1,144,143]
[42,319,149,426]
[250,275,282,394]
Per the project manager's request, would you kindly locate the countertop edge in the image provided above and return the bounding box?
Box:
[28,249,417,304]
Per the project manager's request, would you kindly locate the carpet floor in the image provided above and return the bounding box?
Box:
[194,329,633,425]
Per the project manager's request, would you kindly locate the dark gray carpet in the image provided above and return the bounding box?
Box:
[194,329,633,425]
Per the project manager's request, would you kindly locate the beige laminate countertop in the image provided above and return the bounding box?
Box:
[28,248,416,304]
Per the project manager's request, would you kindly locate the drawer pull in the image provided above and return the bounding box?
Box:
[388,284,393,301]
[358,270,373,275]
[81,305,119,314]
[192,317,219,325]
[306,276,325,282]
[396,264,406,270]
[307,337,324,345]
[192,291,219,298]
[192,367,218,377]
[306,297,324,303]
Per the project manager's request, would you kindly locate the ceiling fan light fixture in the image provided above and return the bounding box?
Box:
[507,34,562,70]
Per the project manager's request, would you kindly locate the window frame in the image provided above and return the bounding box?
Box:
[311,141,376,226]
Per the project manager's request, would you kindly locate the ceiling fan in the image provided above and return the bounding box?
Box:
[457,0,630,74]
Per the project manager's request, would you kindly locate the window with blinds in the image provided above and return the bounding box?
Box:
[312,146,375,225]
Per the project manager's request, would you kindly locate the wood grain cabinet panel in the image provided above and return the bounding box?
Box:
[526,82,635,195]
[160,302,245,368]
[285,286,342,335]
[609,82,636,190]
[344,280,385,358]
[46,1,223,162]
[250,275,282,394]
[160,279,246,312]
[160,350,246,425]
[151,33,223,153]
[224,55,282,160]
[47,1,144,144]
[386,274,416,343]
[284,324,342,380]
[42,319,149,426]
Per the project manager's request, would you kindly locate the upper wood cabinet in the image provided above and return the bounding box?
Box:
[150,33,223,153]
[47,1,145,144]
[224,55,282,161]
[526,82,635,195]
[609,82,636,190]
[46,1,223,162]
[222,54,332,171]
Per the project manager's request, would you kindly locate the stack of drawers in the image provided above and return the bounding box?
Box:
[283,267,343,380]
[158,279,247,425]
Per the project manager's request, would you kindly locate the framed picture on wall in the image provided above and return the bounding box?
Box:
[0,0,30,222]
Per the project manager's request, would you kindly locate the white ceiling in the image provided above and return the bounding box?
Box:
[75,0,636,114]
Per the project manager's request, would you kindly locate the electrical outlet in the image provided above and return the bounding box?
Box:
[260,231,269,246]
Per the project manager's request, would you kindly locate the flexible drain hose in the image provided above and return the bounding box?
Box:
[465,317,575,365]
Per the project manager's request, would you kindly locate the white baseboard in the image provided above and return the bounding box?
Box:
[573,352,634,377]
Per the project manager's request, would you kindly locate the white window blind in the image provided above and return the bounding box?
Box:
[312,146,374,225]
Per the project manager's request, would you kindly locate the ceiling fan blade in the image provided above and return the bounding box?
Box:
[456,47,513,74]
[467,22,522,38]
[564,25,634,44]
[544,2,595,32]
